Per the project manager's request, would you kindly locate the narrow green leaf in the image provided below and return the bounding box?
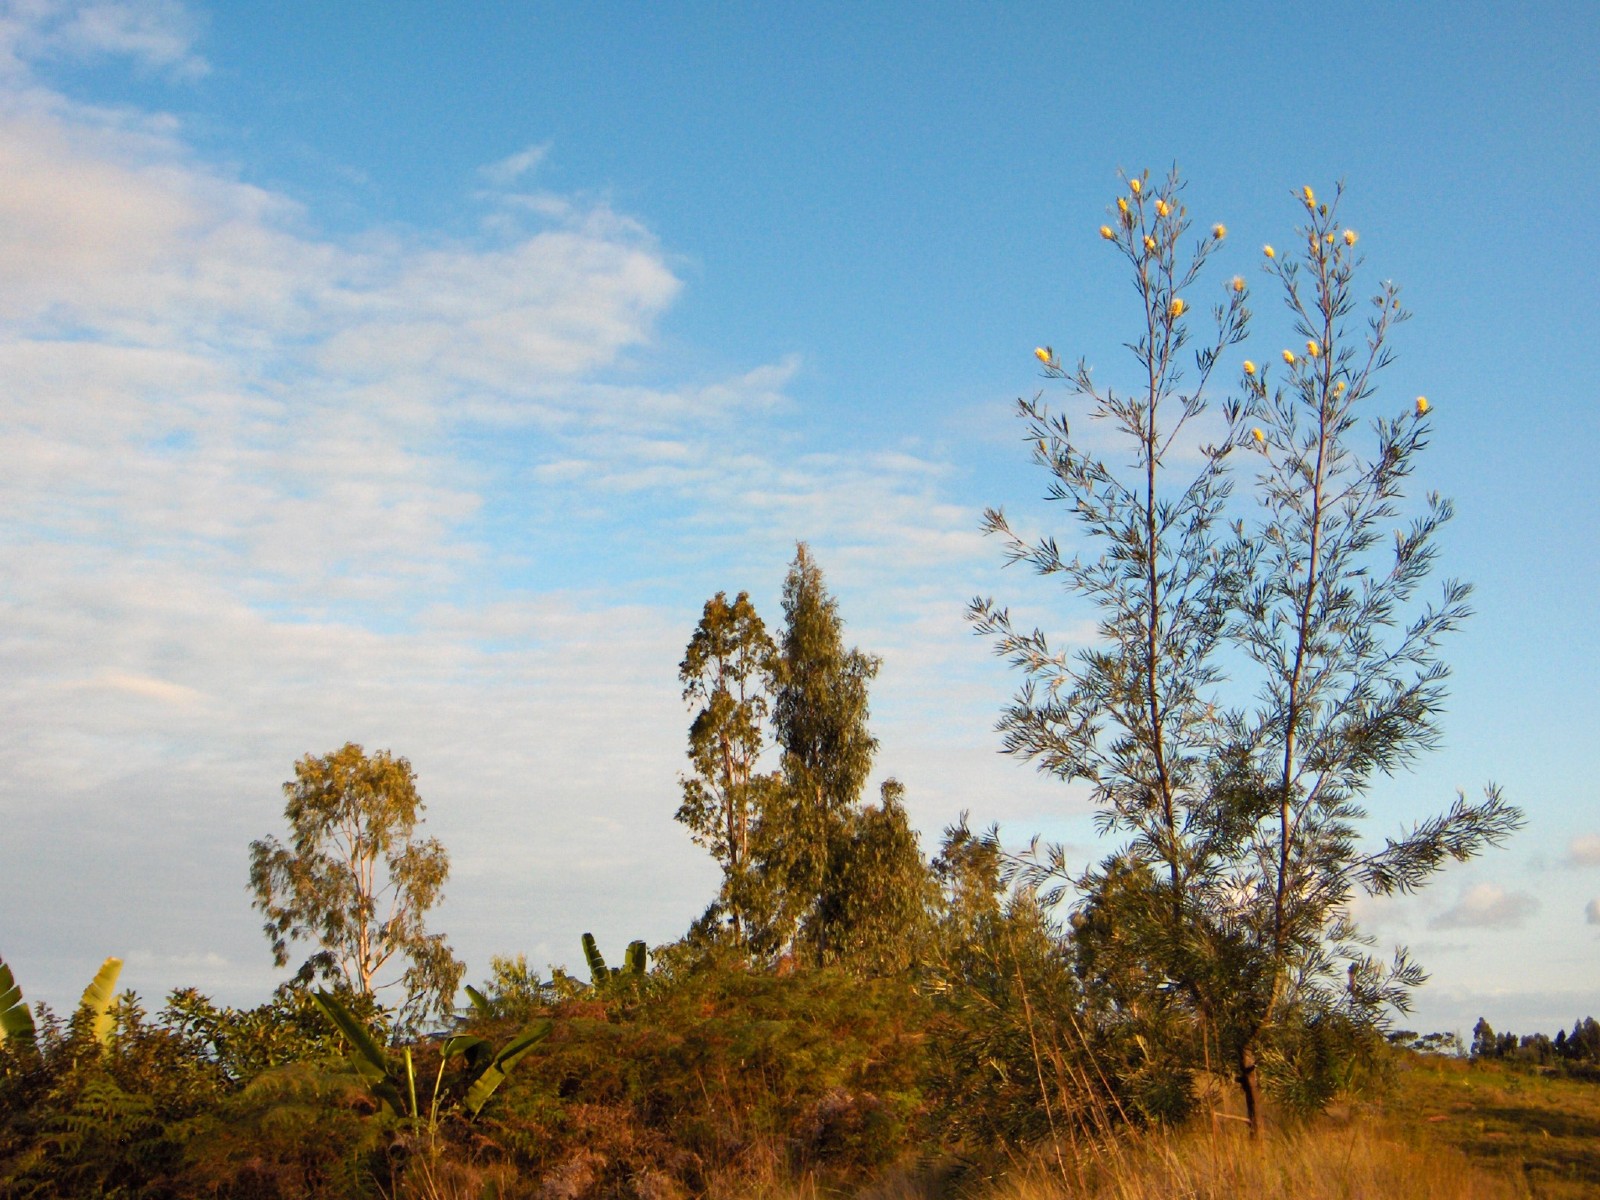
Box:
[623,940,647,977]
[309,990,390,1081]
[463,984,492,1017]
[581,933,607,984]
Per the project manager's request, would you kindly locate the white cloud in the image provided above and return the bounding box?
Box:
[0,0,207,79]
[480,142,551,187]
[1568,834,1600,867]
[1429,884,1540,932]
[0,31,1010,1012]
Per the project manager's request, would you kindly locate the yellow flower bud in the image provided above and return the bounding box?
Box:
[1156,199,1170,217]
[1416,396,1429,416]
[1263,244,1276,259]
[1100,225,1115,240]
[1324,233,1336,245]
[1306,340,1321,358]
[1117,196,1130,216]
[1213,223,1227,239]
[1035,346,1052,364]
[1282,350,1296,365]
[1243,360,1256,375]
[1231,276,1246,293]
[1334,380,1347,394]
[1143,236,1156,252]
[1252,428,1265,445]
[1129,178,1142,196]
[1169,298,1186,317]
[1302,185,1315,207]
[1343,229,1358,246]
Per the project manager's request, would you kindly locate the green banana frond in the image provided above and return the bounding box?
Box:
[0,953,36,1049]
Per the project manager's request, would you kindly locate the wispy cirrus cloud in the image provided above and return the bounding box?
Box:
[0,0,207,79]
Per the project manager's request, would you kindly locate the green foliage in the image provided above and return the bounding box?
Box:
[161,984,364,1084]
[466,954,553,1023]
[485,957,930,1195]
[248,743,465,1030]
[816,780,939,977]
[179,1062,387,1200]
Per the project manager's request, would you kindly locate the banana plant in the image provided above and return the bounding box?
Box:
[0,951,36,1050]
[310,990,550,1125]
[581,933,647,995]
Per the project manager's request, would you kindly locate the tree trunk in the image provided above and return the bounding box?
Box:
[1238,1042,1264,1139]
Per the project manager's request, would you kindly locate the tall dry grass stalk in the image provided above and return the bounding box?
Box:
[972,1119,1528,1200]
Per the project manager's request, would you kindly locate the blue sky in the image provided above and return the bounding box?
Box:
[1,0,1595,1036]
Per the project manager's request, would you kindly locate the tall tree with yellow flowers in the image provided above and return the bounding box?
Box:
[974,171,1521,1136]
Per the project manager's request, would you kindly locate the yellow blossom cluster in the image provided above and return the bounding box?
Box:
[1343,230,1358,246]
[1169,298,1186,317]
[1034,346,1052,365]
[1231,276,1246,292]
[1156,199,1170,217]
[1243,360,1257,375]
[1306,340,1321,358]
[1129,178,1142,196]
[1416,396,1429,415]
[1100,225,1115,240]
[1213,223,1227,240]
[1263,244,1275,259]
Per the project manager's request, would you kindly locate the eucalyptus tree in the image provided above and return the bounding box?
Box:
[973,172,1521,1135]
[765,543,881,964]
[249,744,464,1031]
[677,590,779,943]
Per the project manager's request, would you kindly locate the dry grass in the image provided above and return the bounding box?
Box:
[972,1119,1528,1200]
[753,1114,1528,1200]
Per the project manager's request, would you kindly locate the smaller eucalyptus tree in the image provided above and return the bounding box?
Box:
[677,590,780,944]
[249,743,463,1031]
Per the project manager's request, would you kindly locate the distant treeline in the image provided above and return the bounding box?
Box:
[1470,1016,1600,1068]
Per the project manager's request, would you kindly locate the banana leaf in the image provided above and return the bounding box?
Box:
[0,954,35,1049]
[581,932,608,983]
[78,957,122,1047]
[310,990,405,1114]
[462,1019,552,1117]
